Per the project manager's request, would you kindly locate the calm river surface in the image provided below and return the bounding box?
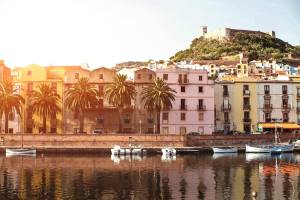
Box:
[0,153,299,200]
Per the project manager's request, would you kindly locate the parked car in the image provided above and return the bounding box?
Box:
[92,128,103,134]
[187,132,201,136]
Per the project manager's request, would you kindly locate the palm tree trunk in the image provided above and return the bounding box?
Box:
[118,108,123,133]
[43,114,47,134]
[156,109,160,134]
[79,111,84,134]
[4,112,8,134]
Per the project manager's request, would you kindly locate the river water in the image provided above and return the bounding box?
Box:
[0,153,299,200]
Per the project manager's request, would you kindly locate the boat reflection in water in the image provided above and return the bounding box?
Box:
[161,154,176,162]
[212,152,238,160]
[110,154,146,164]
[0,153,299,200]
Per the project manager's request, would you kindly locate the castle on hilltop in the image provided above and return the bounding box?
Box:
[201,26,276,40]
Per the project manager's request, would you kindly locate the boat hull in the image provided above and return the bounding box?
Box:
[212,147,238,153]
[270,144,294,154]
[6,148,36,156]
[245,145,271,153]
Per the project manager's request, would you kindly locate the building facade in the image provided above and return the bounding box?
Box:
[156,67,215,134]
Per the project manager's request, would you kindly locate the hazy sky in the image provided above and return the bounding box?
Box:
[0,0,299,68]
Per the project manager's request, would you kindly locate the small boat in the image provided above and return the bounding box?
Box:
[6,148,36,156]
[111,145,146,156]
[245,145,271,153]
[161,147,176,156]
[292,139,300,149]
[212,147,238,153]
[270,144,294,154]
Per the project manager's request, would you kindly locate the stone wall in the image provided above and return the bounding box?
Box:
[187,134,300,146]
[0,134,186,148]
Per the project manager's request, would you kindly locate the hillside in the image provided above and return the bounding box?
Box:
[170,33,300,62]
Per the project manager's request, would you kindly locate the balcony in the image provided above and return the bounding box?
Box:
[223,91,229,97]
[297,107,300,113]
[281,104,291,112]
[180,104,187,110]
[282,94,289,100]
[221,104,231,112]
[243,104,251,110]
[178,78,189,84]
[264,94,271,100]
[243,118,251,124]
[197,105,206,111]
[243,90,250,96]
[263,104,273,112]
[224,119,230,125]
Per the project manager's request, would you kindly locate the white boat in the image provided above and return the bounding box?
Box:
[293,139,300,149]
[212,147,238,153]
[161,147,176,156]
[5,133,36,157]
[245,145,271,153]
[111,145,146,156]
[6,148,36,156]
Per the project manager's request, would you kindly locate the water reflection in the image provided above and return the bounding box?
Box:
[0,153,299,199]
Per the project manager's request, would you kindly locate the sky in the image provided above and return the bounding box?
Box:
[0,0,299,68]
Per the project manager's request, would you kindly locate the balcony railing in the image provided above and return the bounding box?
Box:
[281,104,291,112]
[243,104,251,110]
[264,94,271,100]
[224,120,230,125]
[243,118,251,124]
[178,78,189,84]
[243,90,250,96]
[282,94,289,100]
[263,104,273,112]
[180,104,187,110]
[221,104,231,112]
[223,91,229,97]
[197,105,206,111]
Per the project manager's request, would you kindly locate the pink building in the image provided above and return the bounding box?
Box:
[156,67,215,134]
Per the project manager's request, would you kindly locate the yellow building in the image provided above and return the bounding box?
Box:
[12,64,65,134]
[215,76,259,134]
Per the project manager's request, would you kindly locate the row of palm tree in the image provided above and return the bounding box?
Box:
[0,74,176,134]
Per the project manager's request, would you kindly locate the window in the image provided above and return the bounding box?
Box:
[199,76,203,81]
[198,99,203,110]
[183,74,188,83]
[264,85,270,94]
[198,112,204,121]
[162,112,168,121]
[75,72,79,79]
[180,113,186,121]
[149,74,153,80]
[198,86,203,93]
[27,71,32,76]
[224,112,229,123]
[223,85,228,96]
[181,86,185,92]
[8,113,14,121]
[162,127,169,134]
[99,99,103,109]
[27,82,33,93]
[50,128,57,133]
[283,113,289,122]
[180,99,186,110]
[99,74,103,79]
[297,88,300,97]
[179,127,186,135]
[163,74,168,80]
[137,74,141,79]
[123,114,130,124]
[198,127,204,134]
[297,114,300,124]
[282,85,287,94]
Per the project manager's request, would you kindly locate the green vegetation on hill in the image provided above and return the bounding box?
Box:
[170,33,300,62]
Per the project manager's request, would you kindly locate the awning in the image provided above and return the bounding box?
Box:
[258,123,300,129]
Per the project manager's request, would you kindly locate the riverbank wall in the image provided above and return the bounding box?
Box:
[0,133,299,152]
